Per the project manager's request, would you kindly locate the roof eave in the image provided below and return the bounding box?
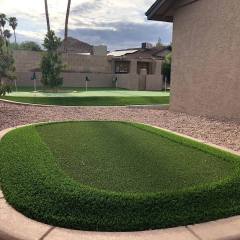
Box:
[146,0,175,22]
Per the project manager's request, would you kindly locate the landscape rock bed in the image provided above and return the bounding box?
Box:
[0,101,239,153]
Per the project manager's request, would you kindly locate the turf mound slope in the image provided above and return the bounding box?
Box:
[0,121,240,232]
[1,96,169,106]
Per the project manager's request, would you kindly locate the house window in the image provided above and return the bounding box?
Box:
[115,61,130,74]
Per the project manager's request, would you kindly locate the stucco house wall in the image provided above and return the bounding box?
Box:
[170,0,240,119]
[116,59,164,90]
[147,0,240,119]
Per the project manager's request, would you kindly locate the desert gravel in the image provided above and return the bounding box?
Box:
[0,101,239,153]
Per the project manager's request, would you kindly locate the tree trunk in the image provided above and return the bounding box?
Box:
[44,0,51,32]
[14,30,16,44]
[64,0,71,52]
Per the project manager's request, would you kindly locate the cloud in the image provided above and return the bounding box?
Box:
[1,0,173,49]
[65,21,172,50]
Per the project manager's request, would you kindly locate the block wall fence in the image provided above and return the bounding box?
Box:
[13,50,164,91]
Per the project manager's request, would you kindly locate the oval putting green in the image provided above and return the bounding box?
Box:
[0,121,240,231]
[1,89,170,106]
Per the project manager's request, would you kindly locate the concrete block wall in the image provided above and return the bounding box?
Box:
[62,53,112,73]
[117,74,140,90]
[61,73,113,87]
[146,75,163,91]
[12,50,164,90]
[16,72,113,88]
[13,50,113,87]
[15,72,42,87]
[13,50,43,72]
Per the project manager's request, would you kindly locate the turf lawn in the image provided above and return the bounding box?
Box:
[0,121,240,231]
[36,122,235,192]
[1,88,170,106]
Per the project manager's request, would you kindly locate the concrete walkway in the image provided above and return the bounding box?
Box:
[6,90,170,98]
[2,188,240,240]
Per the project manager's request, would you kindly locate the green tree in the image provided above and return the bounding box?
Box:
[40,31,64,89]
[10,41,42,51]
[9,42,20,50]
[0,50,15,95]
[161,53,172,90]
[0,14,7,32]
[0,14,16,96]
[20,41,42,51]
[9,17,18,44]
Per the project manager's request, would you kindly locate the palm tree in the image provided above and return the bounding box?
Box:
[3,29,11,39]
[44,0,51,32]
[9,17,18,44]
[2,29,11,50]
[64,0,71,51]
[0,14,7,36]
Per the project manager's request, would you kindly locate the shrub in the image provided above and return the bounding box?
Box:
[0,13,16,96]
[40,31,64,89]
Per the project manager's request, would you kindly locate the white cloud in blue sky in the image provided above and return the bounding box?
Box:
[1,0,173,50]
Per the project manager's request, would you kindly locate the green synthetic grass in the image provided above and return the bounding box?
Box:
[1,96,169,106]
[36,122,235,192]
[14,87,125,92]
[1,121,240,232]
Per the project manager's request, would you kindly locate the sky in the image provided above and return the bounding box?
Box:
[0,0,173,50]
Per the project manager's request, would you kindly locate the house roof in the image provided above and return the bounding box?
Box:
[109,46,171,60]
[145,0,176,22]
[58,37,93,54]
[107,50,138,57]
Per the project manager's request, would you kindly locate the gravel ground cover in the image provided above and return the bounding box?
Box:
[0,101,239,153]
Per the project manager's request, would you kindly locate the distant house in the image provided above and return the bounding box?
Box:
[58,37,107,56]
[108,44,171,76]
[146,0,240,119]
[108,44,171,90]
[58,37,93,54]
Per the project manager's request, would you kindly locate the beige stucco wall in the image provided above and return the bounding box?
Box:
[170,0,240,120]
[146,60,163,91]
[13,50,113,87]
[62,53,112,73]
[13,50,164,90]
[61,73,113,87]
[117,74,140,90]
[146,75,163,91]
[117,74,163,91]
[13,50,43,72]
[16,72,114,88]
[13,50,112,73]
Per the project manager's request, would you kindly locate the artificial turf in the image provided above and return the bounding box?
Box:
[0,96,169,106]
[36,122,235,193]
[0,121,240,231]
